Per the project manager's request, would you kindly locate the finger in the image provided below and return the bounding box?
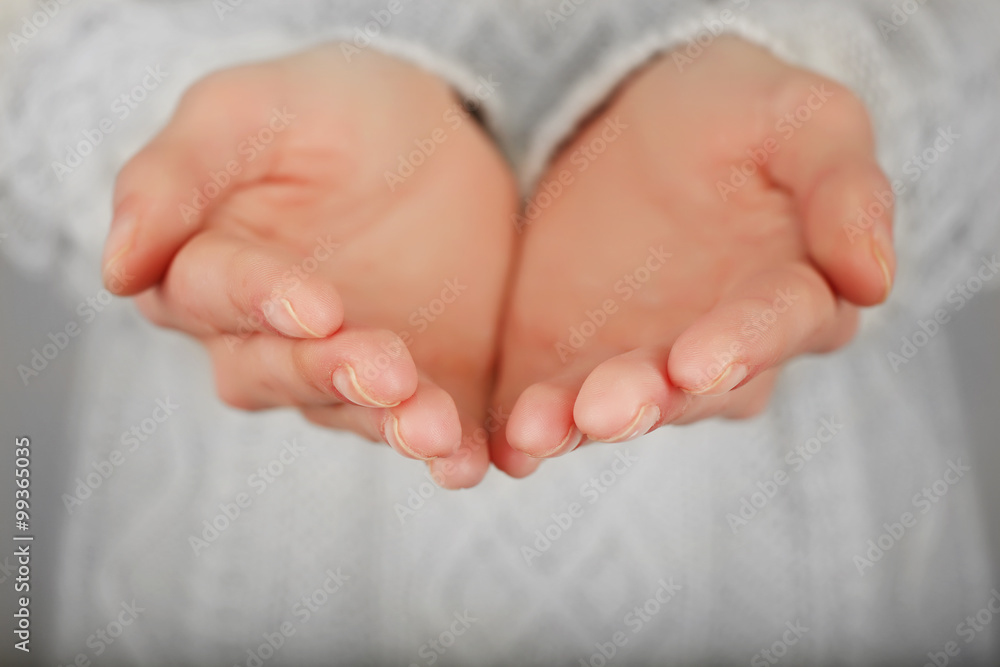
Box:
[670,367,781,424]
[488,367,544,479]
[573,348,692,443]
[301,375,463,460]
[138,231,343,338]
[765,77,895,305]
[103,68,285,295]
[667,262,849,395]
[798,159,896,306]
[488,427,543,480]
[206,328,418,411]
[505,373,588,459]
[426,372,500,489]
[426,417,493,489]
[574,348,788,441]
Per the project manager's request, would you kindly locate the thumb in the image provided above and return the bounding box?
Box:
[102,71,286,295]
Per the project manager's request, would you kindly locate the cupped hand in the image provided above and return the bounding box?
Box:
[104,46,517,488]
[490,37,895,476]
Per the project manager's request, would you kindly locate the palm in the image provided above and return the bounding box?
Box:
[504,64,801,375]
[199,49,515,426]
[491,39,880,472]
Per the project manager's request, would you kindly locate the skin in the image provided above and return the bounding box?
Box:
[489,37,895,477]
[103,38,895,488]
[103,46,517,488]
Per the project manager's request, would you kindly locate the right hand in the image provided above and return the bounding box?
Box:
[103,45,517,488]
[488,37,894,476]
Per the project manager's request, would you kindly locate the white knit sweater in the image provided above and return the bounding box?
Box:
[2,1,999,665]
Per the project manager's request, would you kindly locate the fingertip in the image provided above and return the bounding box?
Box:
[101,207,145,294]
[332,364,401,408]
[573,349,685,441]
[345,331,420,404]
[667,322,752,397]
[264,292,344,339]
[258,271,345,339]
[383,381,462,460]
[680,363,750,397]
[805,160,896,306]
[594,404,661,443]
[871,225,896,304]
[507,383,582,458]
[427,437,490,489]
[489,428,543,478]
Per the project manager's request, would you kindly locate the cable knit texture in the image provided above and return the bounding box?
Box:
[1,1,999,665]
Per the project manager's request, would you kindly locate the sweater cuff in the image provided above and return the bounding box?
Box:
[520,3,905,192]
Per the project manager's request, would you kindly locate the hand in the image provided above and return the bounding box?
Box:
[489,37,895,476]
[103,46,517,488]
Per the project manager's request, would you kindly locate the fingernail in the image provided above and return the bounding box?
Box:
[332,365,398,408]
[872,225,895,301]
[531,425,584,458]
[602,404,661,443]
[688,363,748,396]
[266,298,322,338]
[382,414,426,460]
[101,212,137,280]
